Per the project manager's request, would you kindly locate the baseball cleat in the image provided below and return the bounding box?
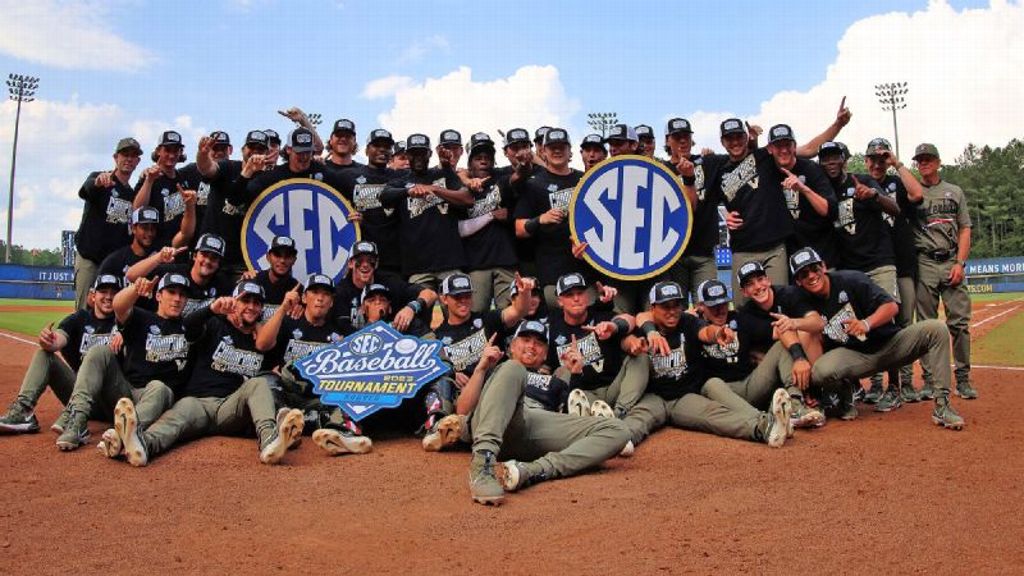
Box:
[767,388,791,448]
[589,400,615,419]
[0,401,40,434]
[55,409,89,451]
[875,388,903,412]
[313,428,372,455]
[567,389,591,417]
[97,428,122,458]
[277,408,302,449]
[422,413,467,452]
[260,408,304,464]
[618,440,635,458]
[115,398,148,467]
[932,402,964,431]
[956,382,979,400]
[469,450,504,505]
[50,408,69,434]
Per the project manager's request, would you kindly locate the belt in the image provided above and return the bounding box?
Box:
[922,249,953,262]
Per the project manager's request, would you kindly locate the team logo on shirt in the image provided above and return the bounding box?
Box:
[570,155,693,280]
[106,196,133,224]
[442,328,488,372]
[822,303,864,345]
[467,185,501,219]
[556,332,605,373]
[651,345,688,380]
[211,336,264,377]
[79,331,114,355]
[162,189,186,221]
[242,179,360,283]
[144,330,189,365]
[836,199,857,234]
[353,177,392,215]
[720,154,758,202]
[783,175,806,219]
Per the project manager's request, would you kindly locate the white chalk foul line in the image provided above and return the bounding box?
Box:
[971,304,1021,329]
[0,331,35,346]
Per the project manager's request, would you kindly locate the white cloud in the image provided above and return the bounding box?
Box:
[0,97,207,250]
[371,65,580,153]
[396,34,450,65]
[0,0,154,72]
[361,76,414,100]
[690,0,1024,161]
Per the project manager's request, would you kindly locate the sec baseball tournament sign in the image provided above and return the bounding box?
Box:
[291,322,448,421]
[242,178,360,282]
[570,155,693,280]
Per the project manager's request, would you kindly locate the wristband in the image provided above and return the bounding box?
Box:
[524,217,541,236]
[787,343,807,362]
[682,175,696,186]
[612,318,631,336]
[862,319,871,333]
[406,300,422,314]
[641,321,658,336]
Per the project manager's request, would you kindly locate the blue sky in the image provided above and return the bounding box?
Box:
[0,0,1018,249]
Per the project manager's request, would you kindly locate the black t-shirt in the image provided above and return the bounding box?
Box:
[252,269,300,321]
[512,168,589,286]
[118,307,190,390]
[181,310,266,398]
[152,262,233,316]
[177,163,210,234]
[57,309,117,371]
[877,174,920,277]
[98,245,151,284]
[784,159,838,267]
[645,313,705,400]
[738,299,784,356]
[75,172,136,263]
[700,309,774,382]
[523,369,571,412]
[331,271,425,327]
[195,159,246,268]
[546,309,625,391]
[336,164,402,273]
[461,179,518,270]
[664,155,724,257]
[266,315,345,370]
[435,310,509,377]
[135,170,199,250]
[708,148,792,252]
[323,159,365,177]
[246,162,348,206]
[381,168,467,275]
[831,174,895,272]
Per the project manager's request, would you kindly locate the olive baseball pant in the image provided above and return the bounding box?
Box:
[667,254,719,308]
[866,264,901,391]
[65,347,173,425]
[73,252,99,311]
[141,377,278,457]
[896,275,917,387]
[14,350,77,409]
[468,267,515,314]
[260,367,353,434]
[471,360,630,479]
[916,258,971,386]
[578,354,664,444]
[664,378,769,442]
[726,341,791,410]
[731,243,788,307]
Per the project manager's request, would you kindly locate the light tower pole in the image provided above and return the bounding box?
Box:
[875,82,908,159]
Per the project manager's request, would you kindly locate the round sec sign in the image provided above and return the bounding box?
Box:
[242,178,360,283]
[569,155,693,280]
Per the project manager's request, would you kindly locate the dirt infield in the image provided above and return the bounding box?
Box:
[1,315,1023,575]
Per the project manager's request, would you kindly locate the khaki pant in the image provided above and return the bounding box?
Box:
[74,252,99,310]
[260,368,351,434]
[471,361,630,479]
[578,355,660,445]
[142,377,278,457]
[16,349,77,408]
[468,267,515,314]
[811,319,953,395]
[895,275,917,386]
[667,254,719,308]
[726,341,790,410]
[665,378,769,441]
[916,257,971,386]
[731,244,787,307]
[408,270,461,295]
[66,347,174,425]
[866,264,901,389]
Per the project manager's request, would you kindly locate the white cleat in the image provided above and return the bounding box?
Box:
[768,388,792,448]
[567,389,591,417]
[260,408,304,465]
[618,440,635,458]
[313,428,373,455]
[114,398,148,467]
[97,428,122,458]
[589,400,615,419]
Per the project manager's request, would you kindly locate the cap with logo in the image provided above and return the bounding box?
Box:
[270,235,298,255]
[362,283,391,301]
[195,233,226,258]
[580,133,605,149]
[287,128,315,153]
[697,280,731,307]
[737,260,768,287]
[393,140,408,154]
[157,131,184,148]
[130,207,160,226]
[767,124,795,144]
[210,131,231,147]
[92,274,121,291]
[332,119,356,135]
[635,124,655,140]
[649,281,685,305]
[605,124,638,143]
[115,137,142,154]
[350,240,379,260]
[556,272,587,296]
[305,273,334,292]
[533,126,552,144]
[233,280,266,301]
[543,128,571,147]
[245,130,269,147]
[441,273,474,296]
[467,132,495,157]
[865,137,892,156]
[789,247,824,276]
[406,133,431,151]
[504,128,531,149]
[665,118,693,136]
[439,129,462,147]
[264,129,281,144]
[719,118,746,137]
[158,272,190,292]
[514,319,549,343]
[367,128,394,146]
[913,143,940,160]
[817,141,847,159]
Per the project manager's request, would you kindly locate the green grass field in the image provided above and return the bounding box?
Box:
[0,299,73,338]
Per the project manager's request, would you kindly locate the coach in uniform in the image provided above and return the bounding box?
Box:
[910,143,977,400]
[73,137,142,309]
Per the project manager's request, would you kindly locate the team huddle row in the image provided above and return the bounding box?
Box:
[3,100,976,504]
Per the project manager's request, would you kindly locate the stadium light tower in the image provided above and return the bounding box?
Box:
[586,112,618,138]
[875,82,908,159]
[6,74,38,263]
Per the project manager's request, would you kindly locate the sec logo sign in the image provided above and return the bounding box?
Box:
[242,179,360,282]
[570,155,693,280]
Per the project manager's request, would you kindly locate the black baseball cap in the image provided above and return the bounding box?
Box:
[467,132,495,157]
[367,128,394,146]
[580,133,605,150]
[543,128,570,147]
[439,129,462,147]
[263,129,281,145]
[393,140,407,155]
[767,124,795,144]
[363,283,391,302]
[605,124,638,143]
[556,272,587,296]
[504,128,531,149]
[158,272,190,292]
[233,280,265,301]
[115,137,142,154]
[720,118,745,137]
[130,207,160,226]
[92,274,121,291]
[697,280,731,307]
[789,247,824,276]
[157,130,184,148]
[635,124,655,140]
[649,281,685,305]
[210,131,231,147]
[514,319,548,343]
[533,126,552,144]
[406,133,431,151]
[817,141,847,160]
[441,273,473,296]
[865,137,892,156]
[332,119,356,135]
[195,233,226,258]
[351,240,378,259]
[287,128,315,153]
[737,260,768,287]
[305,273,334,292]
[245,130,269,147]
[270,235,298,255]
[665,118,693,136]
